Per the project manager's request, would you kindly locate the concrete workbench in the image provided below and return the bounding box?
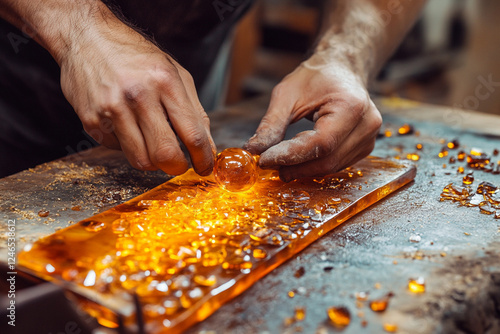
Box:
[1,96,499,334]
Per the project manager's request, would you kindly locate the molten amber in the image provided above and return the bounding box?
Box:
[213,148,258,192]
[18,157,415,334]
[327,306,351,327]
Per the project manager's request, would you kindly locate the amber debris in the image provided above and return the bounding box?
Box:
[494,149,499,156]
[397,124,413,135]
[462,172,474,185]
[408,277,425,293]
[416,143,423,150]
[213,148,258,192]
[457,166,464,174]
[476,181,497,194]
[384,129,393,138]
[295,307,306,321]
[71,205,82,211]
[384,323,398,332]
[355,291,369,301]
[457,151,466,161]
[38,210,49,217]
[327,306,351,328]
[449,157,456,164]
[288,291,295,298]
[438,149,449,158]
[369,297,389,312]
[447,139,459,149]
[406,153,420,161]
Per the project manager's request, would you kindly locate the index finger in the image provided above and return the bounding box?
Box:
[159,82,215,176]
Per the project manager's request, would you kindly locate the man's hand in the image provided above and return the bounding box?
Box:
[60,25,216,175]
[245,0,426,181]
[0,0,216,176]
[245,56,382,182]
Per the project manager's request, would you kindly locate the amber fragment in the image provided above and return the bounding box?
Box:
[38,210,49,217]
[355,291,369,301]
[397,124,413,135]
[369,297,389,312]
[447,139,459,149]
[462,172,474,185]
[327,306,351,328]
[384,323,398,332]
[406,153,420,161]
[295,307,306,321]
[416,143,423,150]
[408,277,425,293]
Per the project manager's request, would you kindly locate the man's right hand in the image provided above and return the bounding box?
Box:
[0,0,216,176]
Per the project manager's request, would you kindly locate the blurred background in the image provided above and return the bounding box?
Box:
[224,0,500,115]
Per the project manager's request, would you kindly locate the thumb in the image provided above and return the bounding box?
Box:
[244,86,293,154]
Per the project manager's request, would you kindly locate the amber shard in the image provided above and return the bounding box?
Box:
[18,157,415,334]
[408,277,425,293]
[214,148,258,192]
[369,297,389,312]
[327,306,351,328]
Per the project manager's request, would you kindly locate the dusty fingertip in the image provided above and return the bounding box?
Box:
[279,171,293,183]
[196,165,213,177]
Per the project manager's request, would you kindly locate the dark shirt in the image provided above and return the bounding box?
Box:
[0,0,254,177]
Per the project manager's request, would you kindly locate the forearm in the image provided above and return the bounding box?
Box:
[0,0,126,64]
[311,0,426,84]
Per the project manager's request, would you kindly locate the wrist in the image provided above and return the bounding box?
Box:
[303,43,371,87]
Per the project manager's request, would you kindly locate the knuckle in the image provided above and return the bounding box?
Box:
[153,67,178,88]
[123,83,147,103]
[348,98,367,120]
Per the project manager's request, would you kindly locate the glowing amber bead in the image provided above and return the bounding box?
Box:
[213,148,258,192]
[327,306,351,327]
[408,277,425,293]
[416,143,423,150]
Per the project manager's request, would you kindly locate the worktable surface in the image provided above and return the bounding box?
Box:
[1,96,499,334]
